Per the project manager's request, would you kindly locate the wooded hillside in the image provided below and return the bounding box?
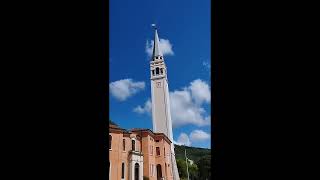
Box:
[174,144,211,163]
[174,144,212,180]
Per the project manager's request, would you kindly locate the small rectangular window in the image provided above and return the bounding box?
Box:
[121,163,125,178]
[132,140,135,151]
[109,135,112,149]
[156,147,160,156]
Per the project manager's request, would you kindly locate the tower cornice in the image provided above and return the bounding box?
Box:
[150,75,167,80]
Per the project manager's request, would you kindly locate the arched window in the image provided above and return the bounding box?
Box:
[109,135,112,149]
[156,164,162,179]
[132,140,135,151]
[156,67,159,75]
[123,139,125,151]
[156,147,160,156]
[152,70,155,76]
[160,68,163,74]
[134,163,139,180]
[121,162,125,179]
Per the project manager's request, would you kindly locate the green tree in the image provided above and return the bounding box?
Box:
[174,145,211,163]
[196,155,211,180]
[176,158,187,178]
[177,157,200,180]
[188,163,199,180]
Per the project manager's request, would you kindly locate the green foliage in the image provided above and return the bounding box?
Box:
[174,144,211,163]
[177,158,200,180]
[188,163,199,180]
[175,145,212,180]
[176,158,187,178]
[196,155,211,180]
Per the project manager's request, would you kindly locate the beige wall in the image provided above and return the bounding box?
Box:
[109,129,173,180]
[140,133,173,180]
[109,131,141,180]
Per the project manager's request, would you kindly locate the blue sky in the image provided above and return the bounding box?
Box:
[109,0,211,149]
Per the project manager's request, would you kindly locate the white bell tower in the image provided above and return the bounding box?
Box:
[150,26,180,180]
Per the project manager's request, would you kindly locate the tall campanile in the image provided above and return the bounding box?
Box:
[150,27,180,180]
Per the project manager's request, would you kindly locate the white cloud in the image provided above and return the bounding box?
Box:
[133,99,152,114]
[203,61,211,70]
[174,130,210,147]
[189,79,211,104]
[170,90,209,127]
[145,39,174,57]
[175,133,191,146]
[203,61,211,76]
[109,79,145,101]
[170,79,211,128]
[132,79,211,128]
[190,130,210,142]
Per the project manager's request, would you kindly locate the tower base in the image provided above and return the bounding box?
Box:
[171,145,180,180]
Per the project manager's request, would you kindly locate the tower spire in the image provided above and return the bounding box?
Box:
[152,24,163,59]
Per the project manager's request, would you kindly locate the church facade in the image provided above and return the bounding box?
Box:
[109,27,180,180]
[109,124,173,180]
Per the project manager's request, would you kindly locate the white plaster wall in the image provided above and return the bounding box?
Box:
[150,58,180,180]
[129,154,143,180]
[151,78,170,137]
